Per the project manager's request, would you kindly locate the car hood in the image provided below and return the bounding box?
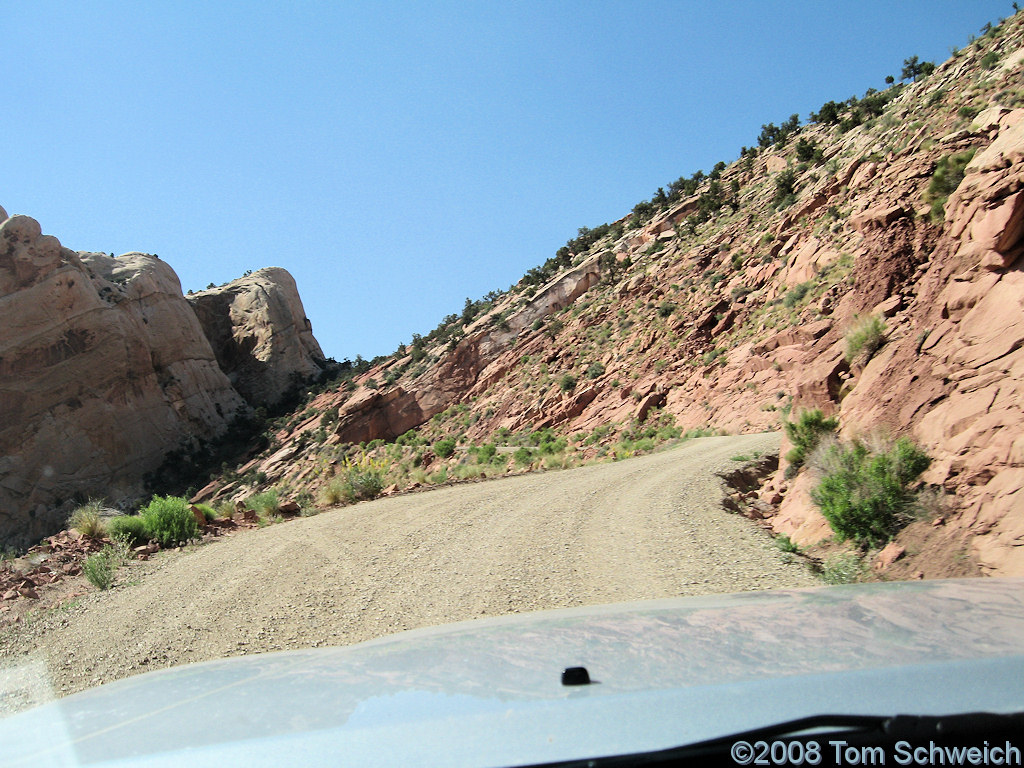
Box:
[2,578,1023,767]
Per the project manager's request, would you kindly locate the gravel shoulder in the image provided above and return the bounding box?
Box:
[0,432,817,712]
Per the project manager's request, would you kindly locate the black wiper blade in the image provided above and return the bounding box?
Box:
[520,711,1024,767]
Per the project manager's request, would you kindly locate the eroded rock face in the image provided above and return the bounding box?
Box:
[188,268,325,408]
[0,218,245,548]
[770,115,1024,576]
[332,386,428,445]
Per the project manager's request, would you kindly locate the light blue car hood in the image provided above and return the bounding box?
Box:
[2,579,1023,767]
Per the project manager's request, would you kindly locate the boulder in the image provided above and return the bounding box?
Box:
[768,472,832,547]
[188,268,326,408]
[849,204,909,234]
[873,542,906,572]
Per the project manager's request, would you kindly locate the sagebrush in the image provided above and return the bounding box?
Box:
[820,552,866,585]
[811,437,930,548]
[247,489,280,521]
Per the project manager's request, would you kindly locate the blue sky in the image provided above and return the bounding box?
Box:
[4,1,1013,361]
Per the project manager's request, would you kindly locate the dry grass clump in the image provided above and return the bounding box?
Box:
[68,500,109,538]
[844,315,886,364]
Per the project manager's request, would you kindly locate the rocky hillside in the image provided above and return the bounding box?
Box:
[194,11,1024,579]
[0,213,326,548]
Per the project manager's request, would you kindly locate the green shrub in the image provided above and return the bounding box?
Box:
[820,552,865,584]
[538,437,568,455]
[775,534,800,554]
[68,501,107,538]
[585,362,605,379]
[784,409,839,470]
[139,495,198,548]
[633,437,655,452]
[343,468,384,501]
[811,437,931,548]
[396,429,423,447]
[774,169,797,208]
[473,443,498,463]
[924,149,976,223]
[657,302,676,318]
[513,446,534,466]
[247,489,280,519]
[845,315,886,363]
[107,515,149,547]
[319,455,387,505]
[701,348,724,366]
[782,281,814,308]
[433,438,456,459]
[656,425,681,440]
[559,374,577,392]
[83,546,120,590]
[339,452,387,501]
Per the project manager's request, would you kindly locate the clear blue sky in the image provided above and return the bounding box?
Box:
[4,1,1013,361]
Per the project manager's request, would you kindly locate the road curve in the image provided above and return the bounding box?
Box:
[1,432,817,706]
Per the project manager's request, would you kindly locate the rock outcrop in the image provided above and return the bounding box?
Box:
[0,212,327,548]
[751,110,1024,577]
[0,218,245,547]
[188,268,326,408]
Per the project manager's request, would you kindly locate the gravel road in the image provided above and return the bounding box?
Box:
[0,432,817,711]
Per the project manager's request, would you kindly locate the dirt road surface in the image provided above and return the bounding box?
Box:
[0,432,817,712]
